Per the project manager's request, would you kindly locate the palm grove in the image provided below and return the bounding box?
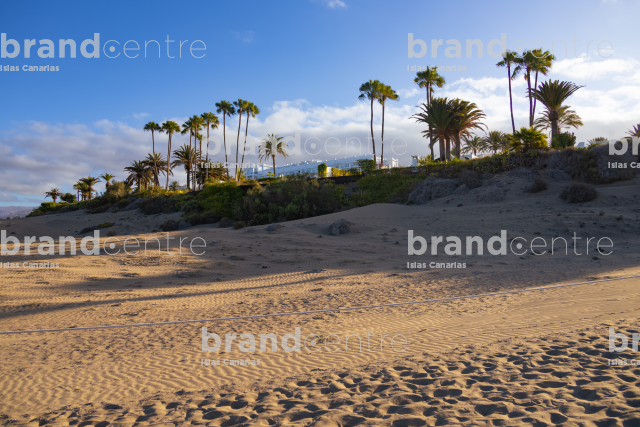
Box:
[45,51,640,203]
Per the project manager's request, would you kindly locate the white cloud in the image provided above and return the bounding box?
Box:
[398,87,421,99]
[132,112,150,119]
[231,30,255,44]
[552,56,639,81]
[321,0,346,8]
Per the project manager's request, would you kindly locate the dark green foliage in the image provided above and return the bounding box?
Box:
[318,163,328,178]
[357,159,376,175]
[234,221,246,229]
[551,133,576,150]
[349,173,427,206]
[61,193,76,203]
[183,211,220,226]
[233,176,341,226]
[524,178,548,193]
[159,220,179,231]
[560,182,598,203]
[116,198,132,208]
[196,182,245,219]
[140,196,177,215]
[98,222,114,228]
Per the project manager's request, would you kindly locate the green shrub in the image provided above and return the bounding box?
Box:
[551,133,577,150]
[524,178,548,193]
[357,158,376,174]
[196,182,245,219]
[98,222,114,228]
[560,182,598,203]
[159,220,179,231]
[234,221,246,229]
[61,193,76,203]
[183,211,220,226]
[140,196,177,215]
[318,163,328,178]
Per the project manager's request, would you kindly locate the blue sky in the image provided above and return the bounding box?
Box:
[1,0,639,205]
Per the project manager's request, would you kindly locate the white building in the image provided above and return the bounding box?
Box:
[246,155,399,179]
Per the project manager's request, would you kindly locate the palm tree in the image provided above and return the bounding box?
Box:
[73,181,90,201]
[414,67,446,159]
[99,173,115,190]
[169,181,180,191]
[143,153,169,185]
[530,49,555,121]
[496,50,520,133]
[124,161,151,191]
[411,98,455,161]
[534,105,583,136]
[160,120,180,190]
[172,144,198,190]
[627,124,640,138]
[143,121,162,185]
[44,188,63,203]
[201,112,220,181]
[190,115,205,190]
[528,80,584,141]
[449,99,486,159]
[79,176,101,199]
[377,84,399,167]
[514,50,538,127]
[259,134,289,177]
[239,102,260,180]
[359,80,382,164]
[215,101,236,181]
[461,135,487,157]
[483,130,509,154]
[233,99,249,179]
[508,127,548,152]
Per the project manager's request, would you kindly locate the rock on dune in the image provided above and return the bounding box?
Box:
[329,219,354,235]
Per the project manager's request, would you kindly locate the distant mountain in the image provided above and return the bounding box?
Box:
[0,206,36,218]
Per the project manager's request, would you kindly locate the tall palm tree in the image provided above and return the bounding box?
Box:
[461,135,487,157]
[534,105,583,136]
[124,161,151,191]
[190,115,205,190]
[530,49,555,120]
[496,50,520,133]
[99,173,115,193]
[233,99,249,180]
[377,84,399,167]
[143,121,162,185]
[359,80,382,164]
[514,50,538,127]
[414,67,446,159]
[239,102,260,180]
[449,99,486,159]
[171,144,198,190]
[528,80,584,141]
[160,120,180,190]
[44,188,63,203]
[508,127,548,152]
[259,134,289,177]
[411,98,455,161]
[201,112,220,181]
[483,130,509,154]
[215,101,236,181]
[79,176,101,199]
[627,124,640,138]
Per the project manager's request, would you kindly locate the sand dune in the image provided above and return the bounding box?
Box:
[1,174,639,425]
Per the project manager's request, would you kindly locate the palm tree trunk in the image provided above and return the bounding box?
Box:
[239,113,250,180]
[223,113,229,181]
[438,134,446,161]
[532,71,539,121]
[272,155,276,177]
[369,97,376,164]
[380,101,385,168]
[152,131,159,186]
[235,114,242,180]
[206,125,210,183]
[527,71,533,127]
[445,136,451,161]
[507,64,516,134]
[429,139,435,161]
[166,135,172,191]
[454,132,461,159]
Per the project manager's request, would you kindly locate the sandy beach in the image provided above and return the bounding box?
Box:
[1,173,639,426]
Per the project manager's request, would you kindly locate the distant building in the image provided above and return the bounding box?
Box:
[246,155,399,179]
